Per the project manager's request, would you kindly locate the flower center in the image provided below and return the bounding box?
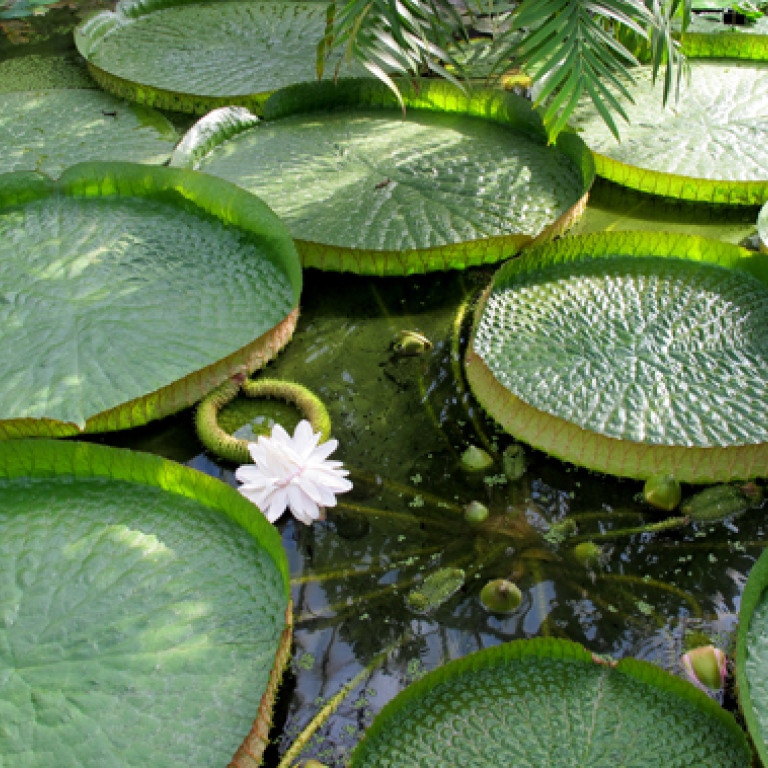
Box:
[275,464,305,489]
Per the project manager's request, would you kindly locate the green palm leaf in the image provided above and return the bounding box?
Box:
[324,0,692,141]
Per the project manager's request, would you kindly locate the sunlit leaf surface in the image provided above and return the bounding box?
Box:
[0,89,176,175]
[570,61,768,203]
[0,440,290,768]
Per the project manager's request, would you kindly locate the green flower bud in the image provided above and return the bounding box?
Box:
[643,474,682,512]
[464,500,490,524]
[460,445,494,472]
[479,579,522,614]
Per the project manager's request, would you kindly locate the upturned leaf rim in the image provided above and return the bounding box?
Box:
[350,637,750,766]
[0,437,292,767]
[0,161,302,439]
[466,230,768,482]
[174,78,594,276]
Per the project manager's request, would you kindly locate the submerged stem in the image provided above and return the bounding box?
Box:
[277,639,404,768]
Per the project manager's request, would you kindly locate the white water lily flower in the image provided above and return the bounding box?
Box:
[235,419,352,525]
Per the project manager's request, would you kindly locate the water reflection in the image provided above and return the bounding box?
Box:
[161,268,765,767]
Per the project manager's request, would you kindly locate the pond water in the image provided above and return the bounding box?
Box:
[2,8,767,767]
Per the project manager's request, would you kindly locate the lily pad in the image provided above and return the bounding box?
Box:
[0,88,177,176]
[736,546,768,767]
[758,198,768,250]
[681,13,768,59]
[569,61,768,204]
[466,231,768,482]
[172,79,594,275]
[74,0,368,114]
[0,54,96,92]
[0,438,291,768]
[0,161,301,439]
[350,638,750,767]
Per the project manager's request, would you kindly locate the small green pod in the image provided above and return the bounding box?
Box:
[460,445,494,472]
[479,579,523,614]
[464,500,490,524]
[643,473,682,512]
[571,542,602,569]
[502,443,527,482]
[682,484,750,523]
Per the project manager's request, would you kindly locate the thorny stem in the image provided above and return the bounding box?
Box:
[291,544,446,585]
[277,638,408,768]
[596,573,703,618]
[570,516,689,542]
[346,469,464,514]
[451,287,498,458]
[294,551,475,623]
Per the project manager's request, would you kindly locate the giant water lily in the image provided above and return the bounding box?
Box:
[236,420,352,525]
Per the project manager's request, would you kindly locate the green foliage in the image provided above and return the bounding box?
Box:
[737,546,768,767]
[570,61,768,204]
[321,0,693,141]
[0,162,301,437]
[0,439,291,768]
[350,637,750,766]
[467,231,768,481]
[174,79,593,275]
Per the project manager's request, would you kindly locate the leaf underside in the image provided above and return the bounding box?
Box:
[467,231,768,482]
[0,162,301,437]
[0,439,290,768]
[176,79,593,275]
[350,638,750,767]
[570,61,768,204]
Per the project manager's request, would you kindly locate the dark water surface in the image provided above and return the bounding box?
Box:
[3,9,766,766]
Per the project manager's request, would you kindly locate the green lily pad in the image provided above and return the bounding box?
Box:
[758,198,768,250]
[172,79,594,275]
[0,438,291,768]
[0,55,97,92]
[680,13,768,59]
[0,161,301,439]
[74,0,368,114]
[570,61,768,204]
[0,89,177,176]
[736,545,768,767]
[466,231,768,482]
[350,638,750,767]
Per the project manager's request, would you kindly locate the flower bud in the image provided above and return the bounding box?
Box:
[681,645,726,692]
[464,500,489,524]
[643,473,682,512]
[480,579,522,614]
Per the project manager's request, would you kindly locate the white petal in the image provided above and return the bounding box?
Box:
[270,423,293,447]
[295,475,337,507]
[287,484,319,525]
[247,441,266,463]
[308,438,339,463]
[293,419,321,462]
[235,464,271,487]
[303,468,353,494]
[265,487,290,523]
[238,485,283,522]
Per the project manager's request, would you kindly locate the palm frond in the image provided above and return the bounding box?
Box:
[319,0,692,142]
[318,0,467,108]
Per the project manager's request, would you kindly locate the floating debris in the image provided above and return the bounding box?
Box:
[406,567,465,614]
